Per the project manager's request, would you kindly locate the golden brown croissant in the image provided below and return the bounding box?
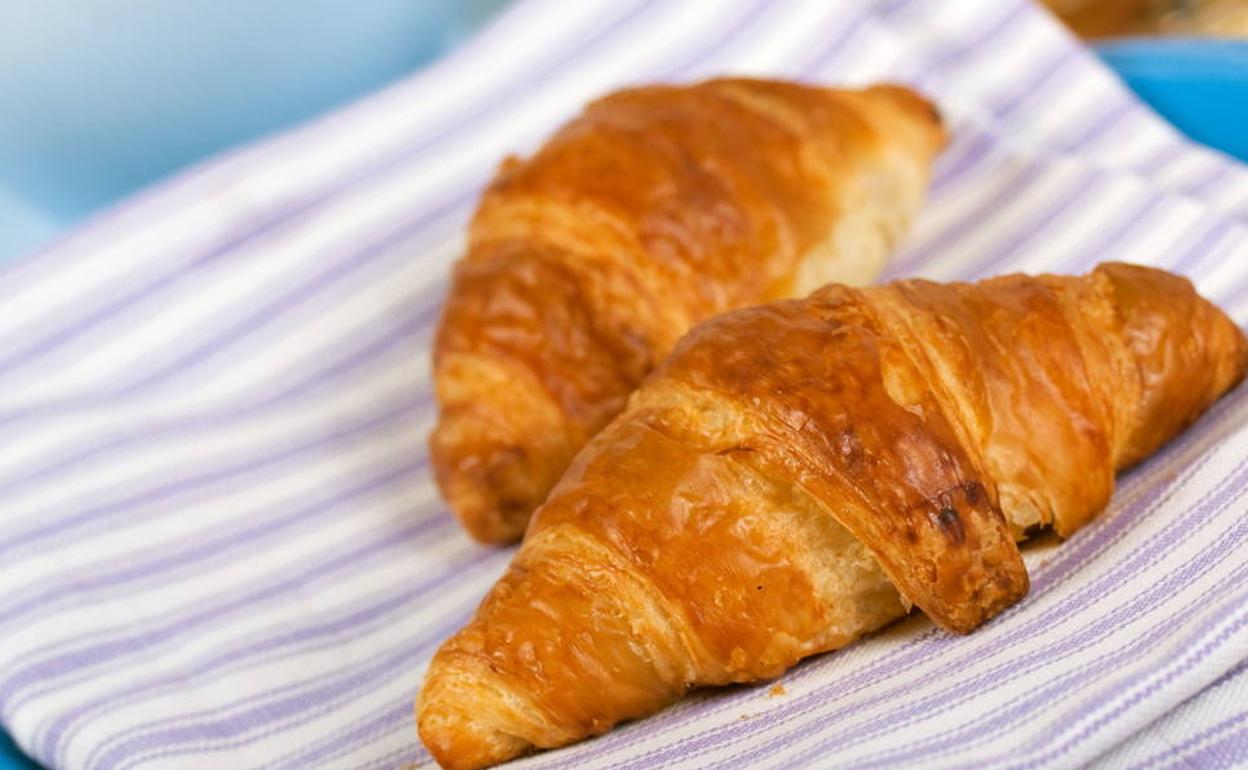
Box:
[417,262,1247,770]
[431,78,947,543]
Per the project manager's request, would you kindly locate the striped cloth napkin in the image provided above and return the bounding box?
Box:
[2,0,1247,768]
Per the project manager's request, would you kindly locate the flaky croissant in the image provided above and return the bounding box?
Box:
[431,78,947,543]
[418,262,1248,770]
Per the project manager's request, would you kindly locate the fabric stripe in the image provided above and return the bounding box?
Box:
[1093,661,1248,769]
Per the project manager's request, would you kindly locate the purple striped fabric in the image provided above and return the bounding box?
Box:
[1,1,1247,769]
[1095,662,1248,770]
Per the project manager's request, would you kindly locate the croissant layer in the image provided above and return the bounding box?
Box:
[417,263,1247,769]
[431,78,946,543]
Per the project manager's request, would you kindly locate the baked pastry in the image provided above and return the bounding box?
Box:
[431,78,947,543]
[417,262,1247,769]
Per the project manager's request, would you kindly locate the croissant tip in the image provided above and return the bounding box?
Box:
[861,83,948,153]
[1096,261,1248,388]
[430,430,543,545]
[446,480,532,545]
[417,671,533,770]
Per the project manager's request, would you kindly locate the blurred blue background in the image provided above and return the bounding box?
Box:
[0,0,504,265]
[0,0,1245,267]
[0,2,1246,768]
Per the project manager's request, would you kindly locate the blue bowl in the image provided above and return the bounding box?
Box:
[0,733,36,770]
[1097,39,1248,163]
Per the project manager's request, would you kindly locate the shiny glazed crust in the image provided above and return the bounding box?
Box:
[418,263,1248,769]
[431,78,947,543]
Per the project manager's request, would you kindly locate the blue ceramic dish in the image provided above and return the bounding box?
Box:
[1098,39,1248,162]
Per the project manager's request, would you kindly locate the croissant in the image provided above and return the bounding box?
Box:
[431,78,947,543]
[417,262,1247,769]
